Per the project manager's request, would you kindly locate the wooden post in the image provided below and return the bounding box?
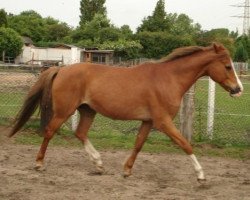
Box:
[61,55,64,65]
[179,85,195,142]
[2,51,5,62]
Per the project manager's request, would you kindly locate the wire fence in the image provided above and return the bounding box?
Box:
[0,66,249,146]
[193,77,250,146]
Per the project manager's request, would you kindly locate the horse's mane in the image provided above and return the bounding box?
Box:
[158,46,207,63]
[142,43,225,65]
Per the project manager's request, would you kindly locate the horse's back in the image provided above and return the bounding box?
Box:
[51,63,152,120]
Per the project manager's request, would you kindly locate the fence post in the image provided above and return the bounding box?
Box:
[71,112,78,131]
[180,85,195,142]
[71,47,79,131]
[2,51,4,62]
[207,78,216,139]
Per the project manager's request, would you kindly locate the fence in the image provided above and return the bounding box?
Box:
[0,66,249,146]
[193,76,250,145]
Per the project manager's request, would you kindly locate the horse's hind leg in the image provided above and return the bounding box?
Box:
[124,121,152,177]
[75,105,104,173]
[35,115,66,169]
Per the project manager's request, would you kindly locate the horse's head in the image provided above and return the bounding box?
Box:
[206,43,243,97]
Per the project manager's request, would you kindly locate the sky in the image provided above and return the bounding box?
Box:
[0,0,245,33]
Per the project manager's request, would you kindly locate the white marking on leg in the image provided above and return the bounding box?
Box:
[84,139,103,167]
[189,154,205,180]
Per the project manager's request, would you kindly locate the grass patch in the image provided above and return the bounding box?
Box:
[14,128,250,160]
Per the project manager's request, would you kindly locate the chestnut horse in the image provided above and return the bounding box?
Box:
[9,43,243,182]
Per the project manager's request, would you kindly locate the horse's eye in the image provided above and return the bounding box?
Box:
[225,65,232,70]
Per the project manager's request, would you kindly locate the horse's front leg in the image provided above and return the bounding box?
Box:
[124,121,152,177]
[154,116,205,182]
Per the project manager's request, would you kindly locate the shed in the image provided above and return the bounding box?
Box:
[83,49,114,64]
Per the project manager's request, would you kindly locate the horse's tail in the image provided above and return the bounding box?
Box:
[9,67,60,137]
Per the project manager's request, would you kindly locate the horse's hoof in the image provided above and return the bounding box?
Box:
[34,161,45,171]
[197,178,206,184]
[123,169,132,178]
[197,178,211,189]
[96,165,105,174]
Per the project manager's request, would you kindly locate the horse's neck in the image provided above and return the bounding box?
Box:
[159,52,213,95]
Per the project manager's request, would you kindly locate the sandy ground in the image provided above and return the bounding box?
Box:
[0,127,250,200]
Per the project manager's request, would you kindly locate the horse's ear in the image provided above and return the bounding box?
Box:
[213,43,225,53]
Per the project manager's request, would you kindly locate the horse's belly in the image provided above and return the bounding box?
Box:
[88,100,151,120]
[82,80,151,120]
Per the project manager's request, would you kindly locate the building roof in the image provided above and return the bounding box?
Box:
[84,50,114,54]
[53,44,80,49]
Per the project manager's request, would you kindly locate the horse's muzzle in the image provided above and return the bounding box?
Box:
[230,87,242,97]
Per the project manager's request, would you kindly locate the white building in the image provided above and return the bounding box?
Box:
[16,37,114,66]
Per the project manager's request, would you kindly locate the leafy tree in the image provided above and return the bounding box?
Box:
[79,0,106,26]
[196,28,235,55]
[229,30,239,40]
[44,17,71,42]
[8,11,72,44]
[235,35,250,58]
[76,39,95,48]
[169,14,201,37]
[99,27,121,43]
[197,28,230,45]
[137,31,194,58]
[99,39,143,59]
[72,12,141,58]
[136,0,200,58]
[0,9,8,27]
[153,0,167,19]
[72,14,111,45]
[0,27,23,58]
[120,25,133,40]
[234,42,248,62]
[137,0,170,32]
[7,10,45,42]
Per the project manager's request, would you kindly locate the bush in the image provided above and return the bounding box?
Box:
[0,27,23,58]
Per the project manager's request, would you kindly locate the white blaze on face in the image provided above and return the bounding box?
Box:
[231,60,243,94]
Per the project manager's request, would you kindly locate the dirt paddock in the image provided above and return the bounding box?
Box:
[0,130,249,200]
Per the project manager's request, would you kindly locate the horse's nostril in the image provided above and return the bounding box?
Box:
[230,87,241,95]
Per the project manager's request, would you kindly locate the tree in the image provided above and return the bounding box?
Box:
[0,9,8,27]
[44,17,71,42]
[169,14,201,37]
[0,27,23,59]
[7,10,45,42]
[120,25,133,40]
[79,0,107,26]
[99,27,121,43]
[137,31,194,58]
[235,35,250,58]
[99,39,142,59]
[136,0,201,58]
[72,13,111,46]
[137,0,170,32]
[153,0,167,19]
[196,28,235,55]
[8,11,72,44]
[234,42,248,62]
